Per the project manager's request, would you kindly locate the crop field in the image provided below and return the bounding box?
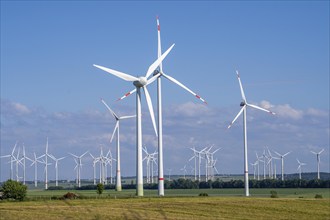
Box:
[0,188,329,219]
[0,196,329,219]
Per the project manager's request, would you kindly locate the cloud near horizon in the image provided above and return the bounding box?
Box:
[0,98,329,181]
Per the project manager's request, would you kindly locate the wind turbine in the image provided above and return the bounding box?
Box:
[106,148,116,185]
[19,144,32,185]
[39,138,52,189]
[1,141,18,180]
[90,153,99,185]
[180,165,188,179]
[69,151,88,187]
[30,153,44,187]
[296,158,307,180]
[189,147,207,182]
[227,71,275,196]
[274,150,291,181]
[101,98,135,191]
[116,17,207,196]
[94,36,174,196]
[49,154,66,186]
[311,149,324,179]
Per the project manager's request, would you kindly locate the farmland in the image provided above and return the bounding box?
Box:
[1,188,329,219]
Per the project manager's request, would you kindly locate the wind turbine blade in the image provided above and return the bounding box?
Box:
[143,86,158,136]
[120,115,136,120]
[157,16,162,72]
[274,151,281,157]
[227,106,245,129]
[283,151,291,157]
[110,121,119,143]
[319,149,325,154]
[69,153,78,158]
[81,151,89,158]
[296,158,301,164]
[117,88,137,101]
[145,44,175,79]
[146,73,161,86]
[162,72,207,104]
[236,70,247,102]
[101,99,119,119]
[311,151,317,155]
[58,156,66,161]
[247,103,275,115]
[93,64,138,82]
[11,141,18,155]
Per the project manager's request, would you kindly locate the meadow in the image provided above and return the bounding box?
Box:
[0,188,329,219]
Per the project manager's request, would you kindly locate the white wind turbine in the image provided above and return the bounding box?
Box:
[19,144,33,185]
[228,71,275,196]
[101,98,135,191]
[0,141,18,180]
[274,150,291,181]
[143,146,158,184]
[94,38,174,196]
[117,17,207,196]
[30,153,44,187]
[180,165,188,179]
[255,152,263,180]
[69,151,88,187]
[311,149,324,179]
[89,153,99,185]
[189,147,207,182]
[39,138,52,189]
[49,154,66,186]
[106,148,116,185]
[296,158,307,180]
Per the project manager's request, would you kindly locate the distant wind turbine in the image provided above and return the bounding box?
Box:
[1,141,18,180]
[101,98,135,191]
[274,150,291,181]
[311,149,324,179]
[227,71,275,196]
[296,158,307,180]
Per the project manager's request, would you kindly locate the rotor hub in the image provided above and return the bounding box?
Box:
[240,101,246,107]
[133,77,148,88]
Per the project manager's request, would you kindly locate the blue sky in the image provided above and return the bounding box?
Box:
[1,1,329,182]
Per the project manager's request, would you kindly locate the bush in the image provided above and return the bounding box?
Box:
[96,183,104,195]
[199,192,208,197]
[315,194,323,199]
[0,179,27,201]
[270,190,278,198]
[63,192,79,199]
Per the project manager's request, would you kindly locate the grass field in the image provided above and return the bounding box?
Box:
[26,188,330,199]
[0,197,329,219]
[1,188,329,219]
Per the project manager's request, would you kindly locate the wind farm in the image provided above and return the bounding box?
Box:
[1,2,329,220]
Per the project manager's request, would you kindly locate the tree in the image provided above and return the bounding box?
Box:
[96,183,104,195]
[0,179,27,201]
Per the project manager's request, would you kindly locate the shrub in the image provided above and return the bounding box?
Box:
[0,179,27,201]
[63,192,79,199]
[270,190,278,198]
[96,183,104,195]
[199,192,208,197]
[315,194,323,199]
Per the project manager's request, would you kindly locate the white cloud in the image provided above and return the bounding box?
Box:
[12,102,31,114]
[273,103,303,120]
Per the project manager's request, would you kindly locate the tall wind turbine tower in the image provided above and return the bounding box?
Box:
[94,38,174,196]
[274,150,291,181]
[311,149,324,179]
[228,71,275,196]
[101,99,135,191]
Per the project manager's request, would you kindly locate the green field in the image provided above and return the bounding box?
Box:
[1,188,329,219]
[26,188,330,199]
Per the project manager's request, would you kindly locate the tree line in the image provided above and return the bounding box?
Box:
[45,178,330,190]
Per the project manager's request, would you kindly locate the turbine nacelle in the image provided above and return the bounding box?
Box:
[240,101,246,107]
[133,77,148,88]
